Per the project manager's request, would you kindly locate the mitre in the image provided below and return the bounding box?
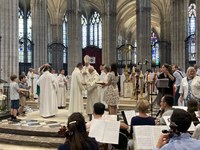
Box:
[84,55,90,63]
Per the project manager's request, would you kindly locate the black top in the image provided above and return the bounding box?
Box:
[158,73,175,96]
[130,116,155,138]
[58,138,99,150]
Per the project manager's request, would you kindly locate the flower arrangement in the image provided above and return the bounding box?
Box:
[0,94,6,101]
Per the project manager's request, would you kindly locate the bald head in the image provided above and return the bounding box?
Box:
[88,66,95,74]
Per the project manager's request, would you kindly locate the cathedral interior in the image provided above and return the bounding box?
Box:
[0,0,200,149]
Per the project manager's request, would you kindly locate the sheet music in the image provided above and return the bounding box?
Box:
[123,110,136,125]
[172,106,187,111]
[102,114,117,121]
[89,119,120,144]
[163,115,195,132]
[133,126,167,150]
[195,111,200,121]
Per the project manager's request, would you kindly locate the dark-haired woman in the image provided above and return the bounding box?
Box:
[103,63,119,115]
[156,64,175,105]
[58,112,99,150]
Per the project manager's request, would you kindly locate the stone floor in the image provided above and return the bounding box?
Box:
[0,144,56,150]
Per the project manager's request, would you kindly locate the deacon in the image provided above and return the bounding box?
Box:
[37,64,58,118]
[57,69,67,108]
[68,63,85,116]
[86,66,100,116]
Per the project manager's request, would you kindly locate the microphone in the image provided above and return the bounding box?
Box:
[156,109,162,117]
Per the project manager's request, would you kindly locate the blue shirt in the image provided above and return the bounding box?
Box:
[154,133,200,150]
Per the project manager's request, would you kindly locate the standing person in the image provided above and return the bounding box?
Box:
[99,65,110,108]
[85,66,100,117]
[82,55,91,99]
[172,65,185,106]
[58,112,99,150]
[37,64,58,118]
[68,63,85,116]
[27,68,33,80]
[18,74,30,116]
[179,66,196,106]
[103,63,119,115]
[9,75,21,122]
[57,69,67,109]
[156,64,175,105]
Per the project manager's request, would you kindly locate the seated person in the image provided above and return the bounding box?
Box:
[86,102,128,132]
[154,109,200,150]
[187,99,199,126]
[156,95,174,125]
[130,100,155,138]
[192,124,200,140]
[58,112,99,150]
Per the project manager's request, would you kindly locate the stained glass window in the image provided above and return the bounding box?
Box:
[18,10,24,63]
[63,15,68,63]
[18,9,32,63]
[89,11,102,48]
[81,15,87,48]
[188,3,196,61]
[151,31,159,66]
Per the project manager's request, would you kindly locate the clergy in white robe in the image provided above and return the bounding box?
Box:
[82,55,91,98]
[68,63,85,116]
[86,66,100,114]
[57,69,67,108]
[37,65,58,118]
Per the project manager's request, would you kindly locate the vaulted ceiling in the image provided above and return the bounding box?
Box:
[20,0,172,41]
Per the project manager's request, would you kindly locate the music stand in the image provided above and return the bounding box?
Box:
[155,78,169,105]
[156,78,169,89]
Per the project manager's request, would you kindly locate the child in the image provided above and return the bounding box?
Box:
[9,74,21,122]
[18,74,30,116]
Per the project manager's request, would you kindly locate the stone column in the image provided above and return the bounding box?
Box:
[0,0,19,81]
[102,0,117,65]
[160,18,171,65]
[171,0,187,70]
[47,0,67,72]
[136,0,151,70]
[196,0,200,65]
[50,24,63,71]
[31,0,48,70]
[67,0,82,74]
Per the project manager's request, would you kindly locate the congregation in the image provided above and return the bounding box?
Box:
[7,54,200,149]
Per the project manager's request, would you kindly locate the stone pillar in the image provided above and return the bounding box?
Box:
[50,24,63,71]
[136,0,151,70]
[160,18,171,65]
[47,0,67,72]
[171,0,187,70]
[102,0,117,65]
[67,0,82,74]
[31,0,48,70]
[0,0,19,81]
[196,0,200,65]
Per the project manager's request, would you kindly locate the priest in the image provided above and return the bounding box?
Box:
[57,69,67,108]
[86,66,100,116]
[37,64,58,118]
[68,63,85,116]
